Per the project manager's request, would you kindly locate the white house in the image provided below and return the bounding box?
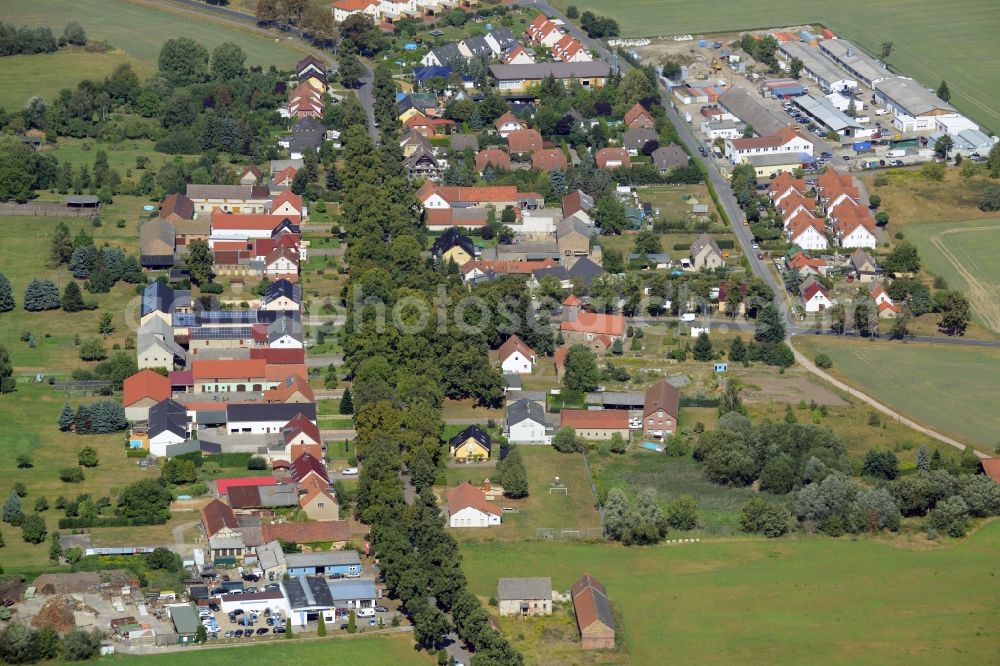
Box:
[498,335,536,375]
[836,217,878,249]
[148,399,190,457]
[786,218,828,251]
[267,317,304,349]
[725,127,813,165]
[227,403,315,435]
[506,399,550,444]
[701,120,745,140]
[799,277,833,313]
[447,483,502,528]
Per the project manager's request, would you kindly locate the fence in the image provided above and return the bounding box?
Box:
[52,380,113,391]
[535,528,605,540]
[0,202,96,217]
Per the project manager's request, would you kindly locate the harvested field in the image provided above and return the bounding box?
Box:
[740,374,847,406]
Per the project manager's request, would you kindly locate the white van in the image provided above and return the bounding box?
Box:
[887,149,906,158]
[356,608,376,618]
[680,313,696,322]
[874,109,890,116]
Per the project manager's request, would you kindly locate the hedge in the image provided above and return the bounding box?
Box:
[673,243,691,251]
[59,515,168,529]
[716,239,735,250]
[680,395,720,408]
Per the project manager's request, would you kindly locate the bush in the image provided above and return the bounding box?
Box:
[663,435,689,457]
[665,495,698,530]
[814,353,833,369]
[59,467,85,483]
[739,497,789,537]
[200,282,224,294]
[247,456,267,470]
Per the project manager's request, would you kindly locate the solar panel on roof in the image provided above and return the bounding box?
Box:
[189,326,253,340]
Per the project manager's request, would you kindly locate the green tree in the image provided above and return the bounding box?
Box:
[0,623,40,664]
[754,303,785,343]
[692,332,713,361]
[980,185,1000,211]
[933,134,954,158]
[77,446,99,468]
[929,495,969,537]
[0,345,15,394]
[665,495,698,530]
[814,353,833,369]
[284,618,293,638]
[595,196,628,235]
[339,52,365,89]
[16,455,33,469]
[317,613,326,636]
[622,488,668,545]
[98,312,114,336]
[878,41,893,62]
[62,21,87,45]
[609,432,627,454]
[78,337,106,361]
[3,491,23,525]
[936,80,951,102]
[916,445,930,472]
[0,273,14,312]
[728,337,747,363]
[20,513,46,543]
[884,242,920,273]
[211,42,245,81]
[633,230,662,256]
[552,427,579,453]
[347,610,357,634]
[184,239,214,286]
[739,497,789,537]
[339,387,354,415]
[196,624,207,643]
[563,344,599,391]
[935,290,970,336]
[60,281,85,312]
[33,497,48,512]
[23,279,60,311]
[116,479,173,520]
[603,487,630,541]
[497,447,528,498]
[158,37,209,85]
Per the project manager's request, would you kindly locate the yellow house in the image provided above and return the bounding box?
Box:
[302,75,327,94]
[398,106,422,124]
[432,228,476,267]
[449,425,491,462]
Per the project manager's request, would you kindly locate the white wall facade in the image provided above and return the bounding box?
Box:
[449,506,501,528]
[507,419,550,444]
[501,352,533,375]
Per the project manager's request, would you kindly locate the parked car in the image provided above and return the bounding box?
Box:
[820,151,833,158]
[231,609,244,616]
[242,573,260,582]
[208,603,220,612]
[501,507,516,513]
[234,630,244,638]
[357,608,376,618]
[369,619,377,627]
[891,160,904,167]
[224,631,233,639]
[339,624,349,631]
[256,627,269,635]
[374,605,389,613]
[342,467,359,476]
[273,627,286,634]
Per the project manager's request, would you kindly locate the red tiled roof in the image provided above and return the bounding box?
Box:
[271,166,298,185]
[169,370,193,387]
[494,111,525,130]
[787,216,825,241]
[290,442,323,462]
[426,208,489,228]
[553,343,570,369]
[801,279,828,301]
[644,380,679,419]
[299,486,337,510]
[767,172,807,199]
[981,458,1000,483]
[475,148,511,172]
[192,359,267,381]
[560,312,625,337]
[560,409,628,430]
[250,348,305,364]
[507,128,543,154]
[264,363,307,383]
[290,452,329,485]
[160,193,194,220]
[447,482,501,516]
[563,294,582,306]
[531,148,568,170]
[498,335,536,362]
[595,147,631,169]
[624,102,654,127]
[460,258,557,275]
[433,185,520,204]
[123,369,170,408]
[271,189,303,212]
[261,520,350,544]
[201,499,239,537]
[730,127,802,151]
[264,374,315,403]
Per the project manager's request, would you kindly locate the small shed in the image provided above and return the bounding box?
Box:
[65,195,100,209]
[714,362,728,373]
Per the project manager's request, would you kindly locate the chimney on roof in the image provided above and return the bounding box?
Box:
[846,47,853,57]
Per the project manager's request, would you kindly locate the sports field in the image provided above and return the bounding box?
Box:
[905,218,1000,332]
[0,0,305,109]
[792,337,1000,450]
[555,0,1000,131]
[462,520,1000,665]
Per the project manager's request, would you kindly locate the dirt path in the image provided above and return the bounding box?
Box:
[927,225,1000,332]
[791,338,987,458]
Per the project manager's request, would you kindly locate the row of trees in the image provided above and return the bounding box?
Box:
[0,21,85,57]
[0,623,102,664]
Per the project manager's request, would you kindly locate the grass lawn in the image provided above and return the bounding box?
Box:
[589,449,771,535]
[107,634,432,665]
[637,183,712,220]
[0,216,142,373]
[462,520,1000,665]
[903,218,1000,333]
[792,336,1000,451]
[553,0,1000,131]
[3,0,305,76]
[0,384,159,573]
[860,168,996,230]
[446,447,603,543]
[0,49,154,112]
[45,137,200,177]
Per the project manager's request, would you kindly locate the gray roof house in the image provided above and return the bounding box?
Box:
[651,144,688,171]
[460,35,492,59]
[506,398,545,428]
[690,233,724,270]
[497,577,553,617]
[718,87,787,136]
[485,26,517,55]
[623,127,659,155]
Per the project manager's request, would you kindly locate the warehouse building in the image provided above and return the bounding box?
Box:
[873,77,960,132]
[793,95,871,137]
[818,39,892,87]
[779,41,857,93]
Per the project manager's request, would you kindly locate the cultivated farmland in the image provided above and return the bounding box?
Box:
[792,336,1000,450]
[554,0,1000,130]
[0,0,305,109]
[904,218,1000,332]
[462,521,1000,665]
